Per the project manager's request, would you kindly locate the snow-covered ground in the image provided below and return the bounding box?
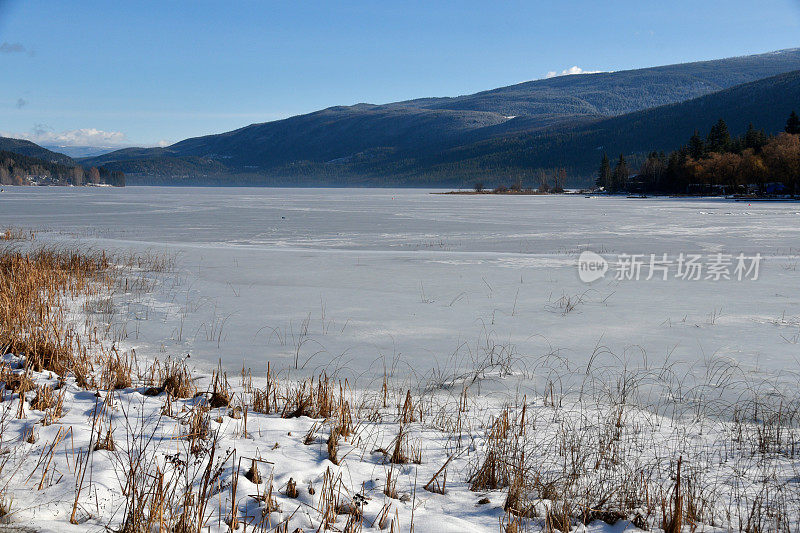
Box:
[1,187,799,531]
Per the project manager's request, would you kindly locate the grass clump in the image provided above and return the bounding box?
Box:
[0,494,12,519]
[0,227,34,241]
[143,357,197,398]
[0,246,111,376]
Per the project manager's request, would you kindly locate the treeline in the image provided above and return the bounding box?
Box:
[98,155,227,176]
[0,151,125,187]
[472,167,569,194]
[596,111,800,195]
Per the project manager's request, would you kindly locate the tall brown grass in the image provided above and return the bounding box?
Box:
[0,247,111,376]
[0,227,34,241]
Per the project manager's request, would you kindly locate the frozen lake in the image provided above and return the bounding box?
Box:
[2,186,799,393]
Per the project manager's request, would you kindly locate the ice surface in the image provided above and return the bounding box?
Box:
[1,187,798,393]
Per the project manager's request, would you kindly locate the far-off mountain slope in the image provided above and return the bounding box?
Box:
[82,49,800,185]
[0,137,75,166]
[399,49,800,117]
[426,69,800,187]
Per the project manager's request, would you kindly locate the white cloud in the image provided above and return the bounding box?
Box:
[2,126,130,148]
[156,139,171,147]
[545,66,605,79]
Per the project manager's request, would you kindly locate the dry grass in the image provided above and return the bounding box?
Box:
[384,467,398,499]
[285,477,298,498]
[661,457,683,533]
[0,227,34,241]
[94,427,115,452]
[252,361,278,414]
[0,247,111,376]
[245,458,262,484]
[281,372,338,419]
[3,237,800,532]
[469,409,512,490]
[101,348,133,390]
[5,337,799,532]
[208,367,231,408]
[142,357,197,398]
[185,401,210,455]
[114,414,232,533]
[0,494,11,519]
[0,245,172,385]
[327,426,340,465]
[28,383,66,426]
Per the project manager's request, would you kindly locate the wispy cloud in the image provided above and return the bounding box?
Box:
[0,42,34,56]
[545,66,605,79]
[2,125,130,148]
[15,98,28,109]
[0,42,25,53]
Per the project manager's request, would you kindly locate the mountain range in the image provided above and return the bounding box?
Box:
[40,145,122,158]
[6,48,800,187]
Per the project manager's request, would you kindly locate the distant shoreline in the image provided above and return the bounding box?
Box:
[434,189,566,195]
[436,190,800,201]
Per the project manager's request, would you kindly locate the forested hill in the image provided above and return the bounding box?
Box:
[81,48,800,186]
[425,69,800,187]
[0,137,75,166]
[394,48,800,117]
[0,144,125,187]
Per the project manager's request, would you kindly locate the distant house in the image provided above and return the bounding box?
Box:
[764,182,786,194]
[687,183,727,195]
[624,175,646,193]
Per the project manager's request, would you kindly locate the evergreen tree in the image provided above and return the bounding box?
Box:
[109,170,126,187]
[786,110,800,135]
[743,123,767,152]
[596,153,611,189]
[665,151,686,193]
[706,118,731,153]
[688,131,705,159]
[611,154,629,192]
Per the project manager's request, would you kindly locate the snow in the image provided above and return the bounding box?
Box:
[2,350,797,532]
[1,187,799,531]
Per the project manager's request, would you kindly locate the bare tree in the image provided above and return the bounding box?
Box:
[552,168,566,193]
[72,166,84,186]
[537,170,549,193]
[89,166,101,185]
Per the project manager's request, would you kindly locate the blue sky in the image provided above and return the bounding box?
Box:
[1,0,799,148]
